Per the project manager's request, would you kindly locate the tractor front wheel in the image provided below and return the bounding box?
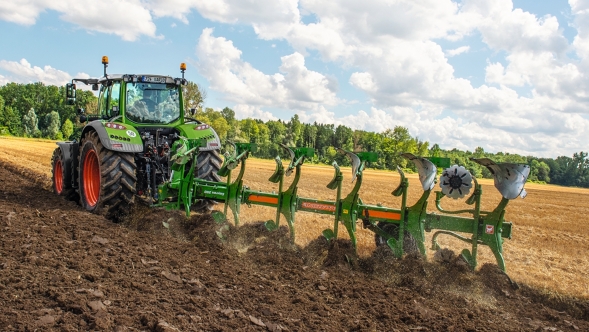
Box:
[78,131,137,219]
[51,148,76,200]
[374,222,419,255]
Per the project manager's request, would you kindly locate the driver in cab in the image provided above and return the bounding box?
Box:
[128,89,159,122]
[138,89,157,112]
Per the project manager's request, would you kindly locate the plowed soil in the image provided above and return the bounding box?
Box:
[1,137,589,331]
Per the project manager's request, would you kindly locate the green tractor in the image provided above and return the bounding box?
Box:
[51,56,222,218]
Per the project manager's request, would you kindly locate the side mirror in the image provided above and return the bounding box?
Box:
[66,83,76,105]
[92,84,99,91]
[112,106,120,117]
[190,108,196,116]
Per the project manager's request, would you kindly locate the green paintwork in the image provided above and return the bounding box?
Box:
[157,142,527,273]
[176,124,220,146]
[427,157,451,168]
[102,121,143,145]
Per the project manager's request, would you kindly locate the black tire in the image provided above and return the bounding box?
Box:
[52,147,80,201]
[196,149,222,182]
[374,222,419,255]
[191,149,223,212]
[78,131,137,219]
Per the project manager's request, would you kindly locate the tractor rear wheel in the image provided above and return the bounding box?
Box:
[374,222,419,255]
[78,131,137,219]
[191,149,223,212]
[51,148,76,200]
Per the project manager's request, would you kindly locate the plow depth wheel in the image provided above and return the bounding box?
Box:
[374,222,419,255]
[78,131,137,218]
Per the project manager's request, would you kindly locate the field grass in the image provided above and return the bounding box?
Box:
[2,136,588,298]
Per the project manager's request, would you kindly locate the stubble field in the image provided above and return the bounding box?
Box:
[1,136,587,298]
[1,136,588,331]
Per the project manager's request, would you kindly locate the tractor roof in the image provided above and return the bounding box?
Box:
[72,74,185,86]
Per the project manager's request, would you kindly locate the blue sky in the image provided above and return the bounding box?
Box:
[1,0,588,158]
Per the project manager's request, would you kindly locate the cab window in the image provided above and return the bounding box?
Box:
[97,82,121,118]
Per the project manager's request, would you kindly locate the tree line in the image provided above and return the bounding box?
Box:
[1,82,588,188]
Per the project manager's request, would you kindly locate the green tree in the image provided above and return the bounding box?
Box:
[239,118,260,143]
[430,143,442,157]
[301,123,317,148]
[334,125,353,150]
[0,95,6,134]
[61,118,74,140]
[220,107,238,141]
[1,106,22,136]
[183,82,206,116]
[22,108,40,137]
[44,111,61,140]
[286,114,303,146]
[529,160,550,182]
[210,117,229,141]
[315,123,334,157]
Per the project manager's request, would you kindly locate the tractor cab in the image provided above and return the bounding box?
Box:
[95,76,183,125]
[66,56,188,126]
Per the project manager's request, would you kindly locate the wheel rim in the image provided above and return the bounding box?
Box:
[54,160,63,194]
[83,149,100,207]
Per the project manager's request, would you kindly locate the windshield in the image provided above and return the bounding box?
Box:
[125,82,180,124]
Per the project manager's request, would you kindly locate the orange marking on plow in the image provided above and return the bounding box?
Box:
[248,195,278,205]
[301,201,336,212]
[366,210,401,220]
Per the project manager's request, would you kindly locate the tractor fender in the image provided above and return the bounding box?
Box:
[81,120,143,153]
[55,141,80,189]
[176,124,221,151]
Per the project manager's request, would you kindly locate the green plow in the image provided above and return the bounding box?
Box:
[157,142,530,273]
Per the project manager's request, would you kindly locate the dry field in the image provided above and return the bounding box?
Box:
[2,136,588,298]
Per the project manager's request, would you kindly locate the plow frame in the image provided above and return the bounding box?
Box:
[157,142,527,272]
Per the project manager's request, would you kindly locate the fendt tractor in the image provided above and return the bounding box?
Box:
[51,56,223,218]
[52,56,531,276]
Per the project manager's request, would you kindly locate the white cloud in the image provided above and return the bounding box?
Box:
[0,59,74,86]
[0,59,95,92]
[445,46,470,57]
[0,0,158,41]
[570,0,589,62]
[0,74,9,86]
[462,0,569,54]
[147,0,300,39]
[349,72,377,94]
[195,28,339,114]
[233,104,277,121]
[0,0,47,25]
